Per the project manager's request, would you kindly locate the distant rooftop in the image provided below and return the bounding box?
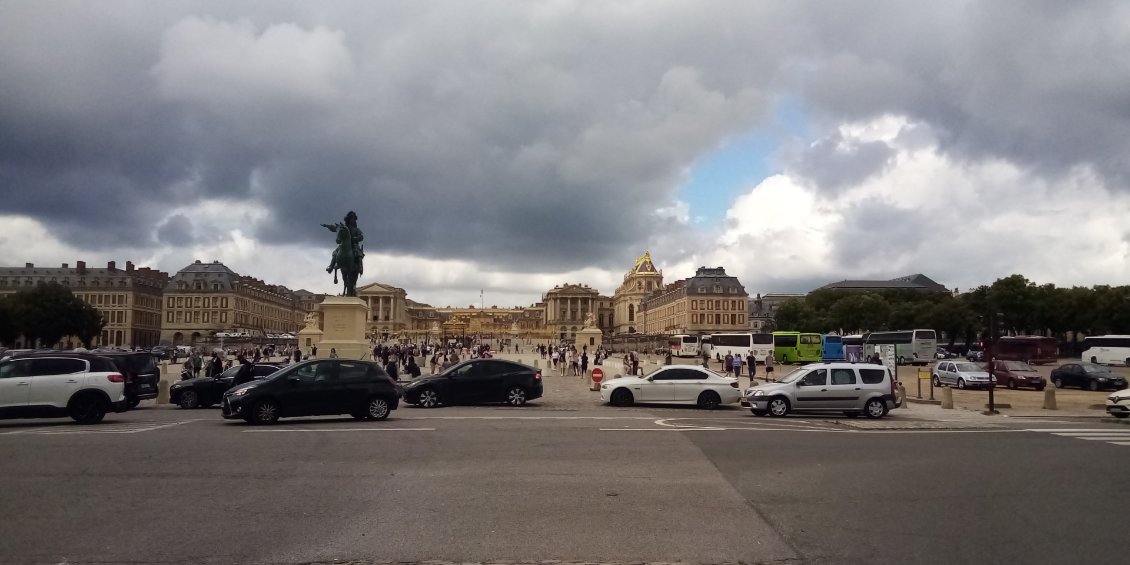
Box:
[817,274,948,293]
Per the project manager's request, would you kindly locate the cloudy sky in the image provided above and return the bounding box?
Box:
[3,1,1129,307]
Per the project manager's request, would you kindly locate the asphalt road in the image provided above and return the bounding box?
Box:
[1,403,1127,565]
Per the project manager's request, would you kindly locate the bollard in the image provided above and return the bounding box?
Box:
[1043,386,1057,410]
[533,359,539,368]
[941,386,953,409]
[157,380,170,405]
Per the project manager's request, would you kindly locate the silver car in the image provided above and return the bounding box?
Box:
[742,362,899,418]
[932,361,994,389]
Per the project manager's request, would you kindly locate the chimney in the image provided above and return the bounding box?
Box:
[77,261,86,274]
[107,261,116,270]
[62,263,69,269]
[126,261,134,272]
[24,262,33,268]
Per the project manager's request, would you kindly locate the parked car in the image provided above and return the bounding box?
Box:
[742,362,899,418]
[1106,389,1130,418]
[1049,363,1129,391]
[221,359,401,425]
[988,360,1047,391]
[403,359,543,407]
[92,351,160,408]
[935,347,953,359]
[600,365,740,409]
[966,349,985,362]
[171,362,281,409]
[933,361,994,389]
[150,346,172,360]
[0,352,127,423]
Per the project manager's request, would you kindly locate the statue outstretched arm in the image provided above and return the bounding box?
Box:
[321,223,339,232]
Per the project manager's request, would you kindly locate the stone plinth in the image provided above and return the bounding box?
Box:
[317,296,371,360]
[575,327,603,354]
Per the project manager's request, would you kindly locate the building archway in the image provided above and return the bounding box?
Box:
[173,332,184,345]
[191,332,201,344]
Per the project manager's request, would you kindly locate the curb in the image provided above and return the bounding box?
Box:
[904,398,942,406]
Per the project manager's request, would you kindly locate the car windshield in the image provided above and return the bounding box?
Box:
[1001,361,1033,371]
[218,366,241,379]
[775,368,808,384]
[955,363,984,372]
[1082,364,1107,373]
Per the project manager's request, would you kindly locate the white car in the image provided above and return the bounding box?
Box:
[0,352,127,424]
[1107,389,1130,419]
[599,365,741,409]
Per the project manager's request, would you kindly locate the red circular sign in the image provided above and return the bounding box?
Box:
[591,368,605,383]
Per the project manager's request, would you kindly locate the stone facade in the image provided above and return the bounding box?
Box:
[612,251,663,335]
[543,283,601,342]
[640,266,749,336]
[0,261,168,349]
[160,260,300,345]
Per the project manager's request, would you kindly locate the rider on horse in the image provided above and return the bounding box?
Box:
[322,211,365,275]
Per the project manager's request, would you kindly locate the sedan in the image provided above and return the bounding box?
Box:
[1107,389,1130,418]
[599,365,741,409]
[170,363,281,408]
[989,360,1047,391]
[1049,363,1129,391]
[932,361,994,389]
[402,359,543,407]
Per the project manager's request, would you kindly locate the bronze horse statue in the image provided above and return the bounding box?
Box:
[322,211,364,297]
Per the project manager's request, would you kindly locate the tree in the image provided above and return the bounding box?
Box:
[5,283,104,349]
[0,296,20,346]
[774,298,826,332]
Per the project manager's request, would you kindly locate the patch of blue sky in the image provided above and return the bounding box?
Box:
[679,97,808,224]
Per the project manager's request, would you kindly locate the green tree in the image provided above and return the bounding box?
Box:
[774,298,826,332]
[8,283,103,348]
[0,296,20,346]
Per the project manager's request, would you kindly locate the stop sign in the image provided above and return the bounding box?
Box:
[591,368,605,383]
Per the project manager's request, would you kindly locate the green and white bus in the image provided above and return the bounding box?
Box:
[772,331,823,364]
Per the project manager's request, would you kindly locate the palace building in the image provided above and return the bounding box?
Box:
[611,251,663,335]
[639,266,749,335]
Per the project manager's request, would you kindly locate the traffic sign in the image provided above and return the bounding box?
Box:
[591,368,605,383]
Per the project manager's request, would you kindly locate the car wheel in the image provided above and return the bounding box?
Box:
[127,396,141,409]
[251,399,279,425]
[1053,377,1064,389]
[504,386,528,406]
[610,388,634,407]
[68,394,107,424]
[366,396,391,420]
[957,378,966,390]
[1007,379,1017,390]
[178,389,200,409]
[767,397,790,417]
[416,388,440,408]
[697,390,722,410]
[864,398,888,419]
[1087,380,1100,392]
[932,375,942,388]
[750,409,768,416]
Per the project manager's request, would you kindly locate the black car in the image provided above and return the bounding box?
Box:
[1049,363,1130,391]
[221,359,401,425]
[92,351,161,408]
[402,359,543,408]
[170,363,281,409]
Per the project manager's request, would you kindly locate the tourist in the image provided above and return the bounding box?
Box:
[405,356,421,379]
[731,353,742,379]
[764,354,774,380]
[746,351,757,383]
[329,347,338,359]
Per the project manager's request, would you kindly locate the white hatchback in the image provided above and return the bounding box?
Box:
[600,365,741,409]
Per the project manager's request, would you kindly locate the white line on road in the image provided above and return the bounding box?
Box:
[242,427,436,433]
[1025,428,1130,432]
[399,415,655,420]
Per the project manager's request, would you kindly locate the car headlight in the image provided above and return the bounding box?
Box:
[752,390,765,397]
[1098,377,1109,381]
[232,388,251,396]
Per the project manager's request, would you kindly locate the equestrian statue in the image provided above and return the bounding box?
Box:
[322,210,365,297]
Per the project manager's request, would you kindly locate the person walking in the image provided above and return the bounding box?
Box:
[191,349,203,378]
[581,350,589,376]
[311,344,318,358]
[630,350,640,376]
[293,348,302,363]
[724,353,734,376]
[746,351,757,383]
[731,353,742,379]
[405,356,421,379]
[211,353,223,378]
[702,349,710,369]
[764,353,775,380]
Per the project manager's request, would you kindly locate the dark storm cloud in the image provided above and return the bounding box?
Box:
[156,214,196,245]
[1,0,1128,275]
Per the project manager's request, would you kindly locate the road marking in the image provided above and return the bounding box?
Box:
[399,415,655,420]
[599,428,727,431]
[242,427,436,433]
[1025,428,1129,432]
[1028,428,1130,447]
[1,420,198,435]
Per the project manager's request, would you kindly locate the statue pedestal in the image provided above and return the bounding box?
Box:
[317,296,371,360]
[575,327,603,353]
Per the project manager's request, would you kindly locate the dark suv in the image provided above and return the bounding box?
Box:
[93,351,160,408]
[222,359,401,425]
[402,359,543,407]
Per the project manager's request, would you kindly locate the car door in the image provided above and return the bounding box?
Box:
[794,368,830,409]
[938,362,955,386]
[1064,364,1083,388]
[332,361,373,413]
[641,367,677,402]
[444,362,485,404]
[475,361,508,402]
[825,367,863,409]
[671,368,708,402]
[0,359,33,410]
[27,358,85,408]
[278,360,336,416]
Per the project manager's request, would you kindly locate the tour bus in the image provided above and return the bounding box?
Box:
[1080,335,1130,366]
[842,335,865,362]
[995,336,1059,365]
[668,334,701,358]
[863,329,936,365]
[772,331,823,364]
[822,334,846,362]
[703,333,774,362]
